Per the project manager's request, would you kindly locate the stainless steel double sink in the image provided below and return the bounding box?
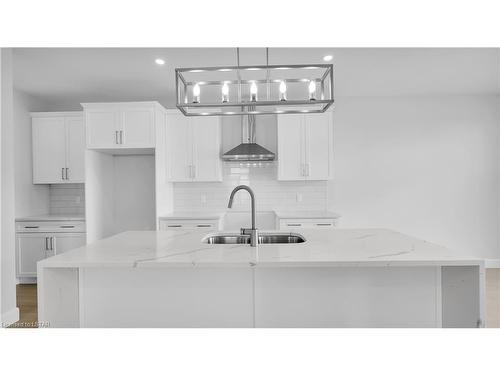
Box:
[203,233,306,245]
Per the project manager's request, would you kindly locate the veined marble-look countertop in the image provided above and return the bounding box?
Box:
[274,210,341,219]
[158,212,224,220]
[16,214,85,222]
[38,229,483,269]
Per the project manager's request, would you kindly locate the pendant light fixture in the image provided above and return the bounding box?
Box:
[175,48,334,116]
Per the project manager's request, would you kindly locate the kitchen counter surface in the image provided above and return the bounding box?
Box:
[38,228,483,269]
[16,214,85,222]
[159,212,224,220]
[274,210,341,219]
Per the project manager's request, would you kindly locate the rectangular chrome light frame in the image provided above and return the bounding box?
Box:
[175,64,334,116]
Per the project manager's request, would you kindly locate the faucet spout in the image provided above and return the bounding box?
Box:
[227,185,257,246]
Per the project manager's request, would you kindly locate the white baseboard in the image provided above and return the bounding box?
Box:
[1,307,20,327]
[485,259,500,268]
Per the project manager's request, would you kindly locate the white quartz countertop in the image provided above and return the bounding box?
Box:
[274,210,341,219]
[38,229,483,269]
[16,214,85,222]
[159,212,224,220]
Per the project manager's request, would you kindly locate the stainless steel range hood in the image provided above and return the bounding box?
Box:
[222,110,275,162]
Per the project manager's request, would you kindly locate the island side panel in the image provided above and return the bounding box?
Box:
[79,267,254,328]
[254,266,442,328]
[441,265,484,328]
[37,266,80,328]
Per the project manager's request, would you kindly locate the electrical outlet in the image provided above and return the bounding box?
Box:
[296,192,303,203]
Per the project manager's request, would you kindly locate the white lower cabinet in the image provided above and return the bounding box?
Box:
[159,218,221,231]
[16,234,52,277]
[277,218,338,230]
[16,221,86,278]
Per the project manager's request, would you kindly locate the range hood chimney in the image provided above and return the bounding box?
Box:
[222,109,275,162]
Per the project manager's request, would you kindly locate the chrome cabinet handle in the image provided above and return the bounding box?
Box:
[51,237,56,252]
[45,237,49,250]
[287,223,302,227]
[61,168,65,180]
[120,130,123,144]
[167,225,182,228]
[316,223,332,226]
[65,168,69,180]
[115,130,119,144]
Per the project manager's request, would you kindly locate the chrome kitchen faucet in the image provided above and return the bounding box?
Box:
[227,185,258,247]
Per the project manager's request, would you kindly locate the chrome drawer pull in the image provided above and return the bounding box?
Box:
[287,223,301,227]
[316,223,332,226]
[167,225,182,228]
[60,225,75,228]
[197,224,212,228]
[24,226,39,229]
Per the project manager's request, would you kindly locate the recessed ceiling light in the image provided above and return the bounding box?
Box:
[323,55,333,62]
[155,58,165,65]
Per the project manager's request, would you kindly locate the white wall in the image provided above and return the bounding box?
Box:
[86,152,156,242]
[1,48,19,325]
[113,155,156,233]
[13,89,50,217]
[331,95,500,259]
[85,150,114,242]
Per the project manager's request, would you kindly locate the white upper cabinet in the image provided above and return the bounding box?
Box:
[277,114,304,180]
[277,111,333,181]
[65,116,86,182]
[32,112,85,184]
[166,112,222,182]
[166,113,192,181]
[83,102,162,150]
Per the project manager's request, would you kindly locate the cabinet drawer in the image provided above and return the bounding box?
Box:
[16,221,86,233]
[279,218,337,230]
[159,219,220,231]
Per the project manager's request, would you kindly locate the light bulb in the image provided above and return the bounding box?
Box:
[250,81,258,102]
[308,80,316,100]
[193,83,200,103]
[279,80,287,101]
[221,82,229,103]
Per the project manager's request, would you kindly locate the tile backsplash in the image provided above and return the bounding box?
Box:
[49,183,85,215]
[173,163,328,212]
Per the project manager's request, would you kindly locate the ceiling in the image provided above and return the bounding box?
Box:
[13,48,500,110]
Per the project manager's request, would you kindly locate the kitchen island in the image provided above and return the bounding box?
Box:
[37,229,485,328]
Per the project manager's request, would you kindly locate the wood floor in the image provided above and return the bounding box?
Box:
[8,270,500,328]
[486,269,500,328]
[9,284,38,328]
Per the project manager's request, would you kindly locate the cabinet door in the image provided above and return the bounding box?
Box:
[86,110,119,148]
[120,108,155,148]
[277,114,305,181]
[16,234,49,277]
[192,117,222,182]
[305,112,332,180]
[166,113,193,181]
[53,233,86,255]
[65,116,85,183]
[32,117,67,183]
